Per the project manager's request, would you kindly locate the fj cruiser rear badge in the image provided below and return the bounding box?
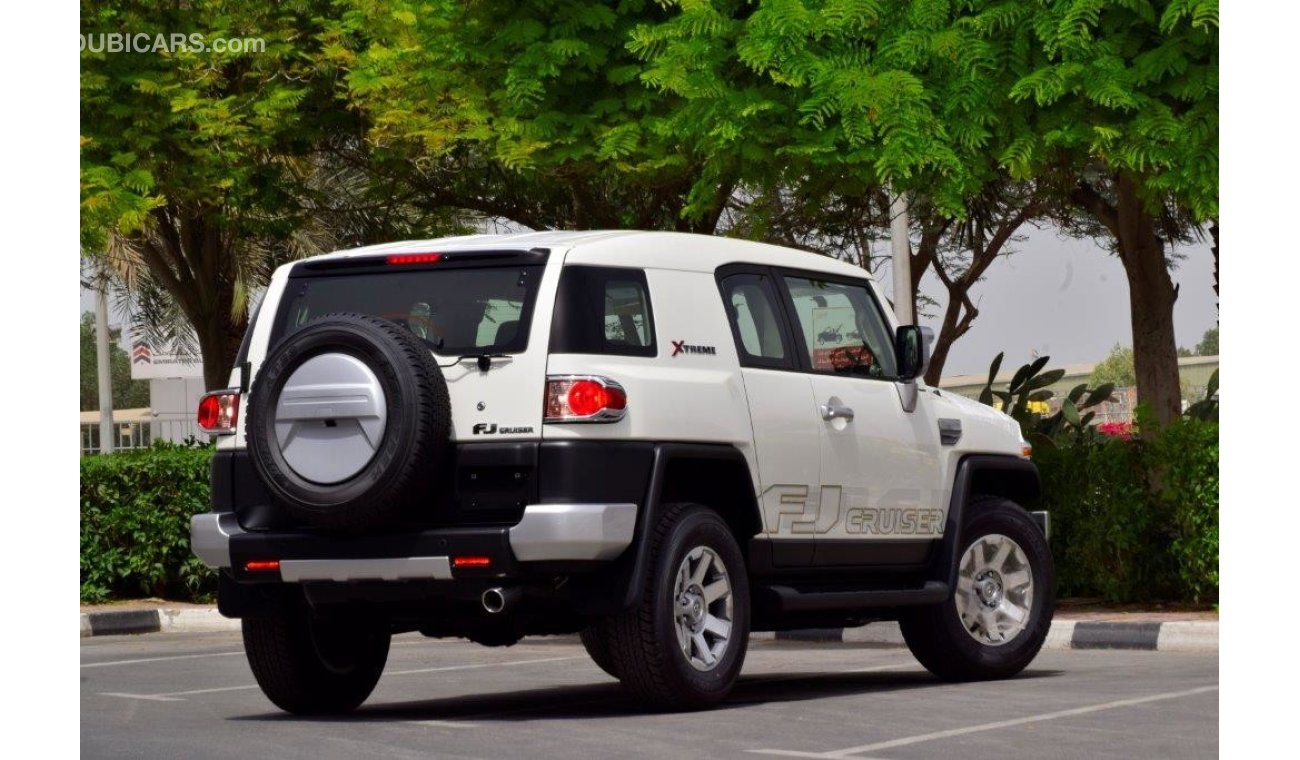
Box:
[671,340,717,357]
[472,423,535,435]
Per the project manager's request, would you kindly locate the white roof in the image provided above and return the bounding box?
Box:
[301,230,871,279]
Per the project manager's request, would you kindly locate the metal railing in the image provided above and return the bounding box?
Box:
[80,417,207,455]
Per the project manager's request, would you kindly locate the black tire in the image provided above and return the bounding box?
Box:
[899,496,1055,681]
[580,627,617,678]
[242,608,391,715]
[246,313,450,532]
[600,504,750,710]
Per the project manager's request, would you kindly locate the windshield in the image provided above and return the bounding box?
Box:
[274,265,544,355]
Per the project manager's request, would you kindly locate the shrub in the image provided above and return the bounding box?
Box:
[1037,418,1218,604]
[80,442,217,603]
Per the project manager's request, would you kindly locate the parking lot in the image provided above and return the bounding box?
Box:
[81,631,1217,759]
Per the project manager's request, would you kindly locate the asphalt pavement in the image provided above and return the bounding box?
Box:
[81,631,1217,759]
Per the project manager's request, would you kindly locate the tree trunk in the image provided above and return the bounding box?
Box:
[1114,175,1182,426]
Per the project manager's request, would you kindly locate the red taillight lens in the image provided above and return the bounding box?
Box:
[544,376,627,422]
[244,560,280,572]
[197,391,240,434]
[386,253,442,265]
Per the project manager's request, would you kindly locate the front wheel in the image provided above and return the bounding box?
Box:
[242,606,391,714]
[899,496,1054,681]
[598,504,750,710]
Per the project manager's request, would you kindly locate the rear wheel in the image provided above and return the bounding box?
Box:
[242,606,391,715]
[580,627,617,678]
[600,504,750,710]
[899,496,1054,681]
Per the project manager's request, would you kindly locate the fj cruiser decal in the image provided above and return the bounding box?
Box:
[670,340,717,357]
[762,484,944,536]
[472,423,535,435]
[845,507,943,536]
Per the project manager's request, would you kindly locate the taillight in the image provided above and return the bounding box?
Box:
[544,375,627,423]
[197,390,240,434]
[386,253,442,265]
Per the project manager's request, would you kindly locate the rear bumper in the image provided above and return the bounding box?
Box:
[191,502,637,582]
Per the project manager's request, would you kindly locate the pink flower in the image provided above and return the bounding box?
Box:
[1097,421,1133,440]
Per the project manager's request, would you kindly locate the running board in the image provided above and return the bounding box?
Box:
[759,581,951,613]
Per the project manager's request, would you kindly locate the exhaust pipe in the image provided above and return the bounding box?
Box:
[481,587,520,615]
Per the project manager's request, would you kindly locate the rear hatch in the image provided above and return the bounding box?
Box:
[271,249,557,444]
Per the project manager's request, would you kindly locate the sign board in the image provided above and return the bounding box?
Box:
[126,327,204,380]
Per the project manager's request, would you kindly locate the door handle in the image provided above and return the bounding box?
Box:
[819,403,855,422]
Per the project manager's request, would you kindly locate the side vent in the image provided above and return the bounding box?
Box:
[938,418,962,446]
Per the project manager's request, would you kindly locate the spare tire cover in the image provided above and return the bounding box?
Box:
[246,313,450,532]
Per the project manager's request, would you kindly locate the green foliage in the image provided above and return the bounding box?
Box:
[1090,343,1137,388]
[80,312,150,411]
[1037,417,1218,603]
[1194,326,1218,356]
[80,443,216,603]
[1183,368,1218,422]
[1007,0,1218,221]
[977,352,1114,444]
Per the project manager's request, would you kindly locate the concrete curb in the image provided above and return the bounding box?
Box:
[81,608,241,638]
[751,619,1217,652]
[81,608,1216,652]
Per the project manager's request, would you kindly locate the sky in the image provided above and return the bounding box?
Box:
[892,224,1218,376]
[80,224,1219,378]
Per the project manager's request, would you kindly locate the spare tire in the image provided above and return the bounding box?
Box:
[246,313,450,532]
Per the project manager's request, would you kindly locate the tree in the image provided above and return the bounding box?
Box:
[1000,0,1218,424]
[81,1,453,390]
[1195,326,1218,356]
[80,313,150,412]
[332,1,736,233]
[1090,344,1136,389]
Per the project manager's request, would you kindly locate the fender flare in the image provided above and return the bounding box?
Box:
[569,442,757,615]
[930,454,1042,591]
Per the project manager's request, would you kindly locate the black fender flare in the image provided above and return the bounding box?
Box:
[930,454,1042,591]
[570,442,757,616]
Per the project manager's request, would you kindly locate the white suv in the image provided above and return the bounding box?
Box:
[191,230,1053,713]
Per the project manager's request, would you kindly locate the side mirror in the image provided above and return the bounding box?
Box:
[895,325,927,382]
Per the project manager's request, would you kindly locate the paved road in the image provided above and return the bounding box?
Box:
[81,631,1217,759]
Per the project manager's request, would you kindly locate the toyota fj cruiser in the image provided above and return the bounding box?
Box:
[191,230,1053,714]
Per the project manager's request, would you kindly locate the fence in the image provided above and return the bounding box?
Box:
[80,411,206,455]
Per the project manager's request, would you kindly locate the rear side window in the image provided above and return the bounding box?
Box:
[549,266,656,357]
[274,266,544,355]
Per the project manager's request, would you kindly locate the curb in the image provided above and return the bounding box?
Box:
[751,619,1217,652]
[81,608,241,638]
[81,608,1217,652]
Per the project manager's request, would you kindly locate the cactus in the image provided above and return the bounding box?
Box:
[977,352,1116,446]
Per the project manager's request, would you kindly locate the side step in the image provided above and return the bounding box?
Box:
[759,581,950,613]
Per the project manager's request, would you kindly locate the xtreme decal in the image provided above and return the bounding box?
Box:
[670,340,717,357]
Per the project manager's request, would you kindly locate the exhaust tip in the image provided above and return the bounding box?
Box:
[482,587,508,614]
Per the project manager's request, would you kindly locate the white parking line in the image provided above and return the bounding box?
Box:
[747,684,1219,758]
[409,720,481,729]
[82,652,244,669]
[386,656,583,676]
[99,655,586,702]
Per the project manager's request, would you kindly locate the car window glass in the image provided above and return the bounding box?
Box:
[722,273,789,364]
[605,280,652,348]
[782,276,897,379]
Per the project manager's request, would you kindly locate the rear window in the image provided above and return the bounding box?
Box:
[549,266,656,357]
[274,266,544,355]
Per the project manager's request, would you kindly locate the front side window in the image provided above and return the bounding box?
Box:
[782,275,897,379]
[274,266,543,355]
